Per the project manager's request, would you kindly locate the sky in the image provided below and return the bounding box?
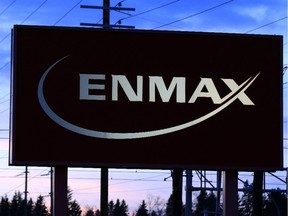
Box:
[0,0,287,213]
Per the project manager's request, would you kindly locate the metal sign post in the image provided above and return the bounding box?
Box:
[101,167,108,216]
[52,166,68,216]
[172,169,183,216]
[223,170,238,216]
[252,171,263,216]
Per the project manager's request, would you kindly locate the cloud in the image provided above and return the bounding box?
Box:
[233,5,269,23]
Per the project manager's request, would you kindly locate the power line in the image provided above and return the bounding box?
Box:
[20,0,48,24]
[116,0,180,25]
[0,0,84,70]
[245,16,288,33]
[152,0,234,30]
[0,0,16,16]
[0,0,48,44]
[1,167,50,197]
[0,93,9,101]
[0,99,9,105]
[0,34,10,45]
[0,108,9,115]
[53,0,83,26]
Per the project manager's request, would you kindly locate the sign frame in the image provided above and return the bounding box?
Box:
[10,25,283,171]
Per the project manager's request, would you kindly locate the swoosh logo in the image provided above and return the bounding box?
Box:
[38,56,260,139]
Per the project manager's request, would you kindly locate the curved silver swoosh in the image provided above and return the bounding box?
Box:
[38,56,260,139]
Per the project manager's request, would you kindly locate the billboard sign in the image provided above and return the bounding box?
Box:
[10,25,283,170]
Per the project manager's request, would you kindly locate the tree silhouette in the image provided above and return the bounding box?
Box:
[145,193,166,216]
[112,199,129,216]
[0,195,10,216]
[10,191,22,216]
[135,200,148,216]
[95,209,101,216]
[26,198,33,216]
[32,195,49,216]
[263,189,287,216]
[238,180,253,216]
[0,186,286,216]
[67,187,82,216]
[193,190,216,216]
[165,194,173,216]
[108,200,114,216]
[84,208,95,216]
[165,194,184,216]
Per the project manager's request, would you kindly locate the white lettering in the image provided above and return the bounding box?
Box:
[221,79,254,105]
[79,74,105,100]
[188,78,222,104]
[78,74,255,105]
[112,75,143,101]
[149,76,185,102]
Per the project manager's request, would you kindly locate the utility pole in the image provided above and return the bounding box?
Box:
[80,0,135,29]
[223,171,238,216]
[172,169,183,216]
[185,170,192,216]
[101,167,108,216]
[216,171,222,215]
[50,167,53,214]
[52,166,68,216]
[24,166,28,216]
[103,0,110,28]
[40,168,54,214]
[252,171,263,216]
[79,2,135,215]
[100,2,109,215]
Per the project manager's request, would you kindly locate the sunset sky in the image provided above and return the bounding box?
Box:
[0,0,287,213]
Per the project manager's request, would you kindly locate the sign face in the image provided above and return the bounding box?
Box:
[10,25,283,170]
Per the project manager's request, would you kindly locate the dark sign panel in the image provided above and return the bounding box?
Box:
[10,25,283,170]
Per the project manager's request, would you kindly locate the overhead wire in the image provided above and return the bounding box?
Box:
[0,0,49,73]
[91,0,134,26]
[53,0,83,26]
[115,0,180,25]
[0,62,9,71]
[1,167,50,197]
[0,0,16,16]
[0,93,9,101]
[0,0,82,71]
[0,0,48,44]
[0,0,55,199]
[20,0,48,24]
[245,16,288,34]
[152,0,234,30]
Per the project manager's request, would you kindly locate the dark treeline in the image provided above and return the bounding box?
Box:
[0,181,286,216]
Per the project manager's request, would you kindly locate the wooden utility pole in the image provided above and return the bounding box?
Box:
[24,166,28,216]
[185,170,192,216]
[79,2,135,215]
[252,171,263,216]
[101,1,110,213]
[223,171,238,216]
[80,0,135,29]
[101,167,108,216]
[52,166,68,216]
[172,169,183,216]
[103,0,110,28]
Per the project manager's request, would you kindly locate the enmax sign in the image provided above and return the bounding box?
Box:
[39,56,259,139]
[10,25,283,170]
